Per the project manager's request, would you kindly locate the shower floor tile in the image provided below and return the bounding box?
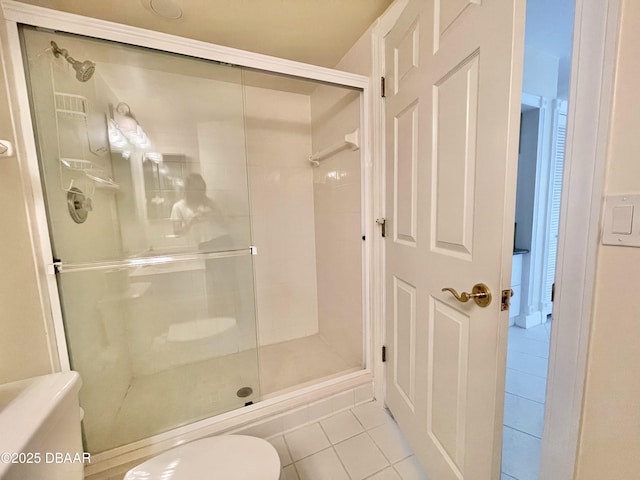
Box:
[85,333,360,453]
[260,334,361,396]
[89,348,261,452]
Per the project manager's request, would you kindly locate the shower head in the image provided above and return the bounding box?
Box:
[51,41,96,82]
[74,60,96,82]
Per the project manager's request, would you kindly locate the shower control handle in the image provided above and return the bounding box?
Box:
[67,187,92,224]
[442,283,492,307]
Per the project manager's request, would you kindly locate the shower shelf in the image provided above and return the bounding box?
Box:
[60,157,93,170]
[86,173,120,190]
[60,157,120,190]
[54,93,118,190]
[54,92,88,119]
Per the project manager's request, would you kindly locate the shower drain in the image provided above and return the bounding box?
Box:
[236,386,253,398]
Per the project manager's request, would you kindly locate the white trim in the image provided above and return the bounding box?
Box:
[539,0,621,478]
[369,0,409,404]
[0,17,69,371]
[521,92,543,108]
[361,82,374,379]
[515,97,552,329]
[0,1,367,89]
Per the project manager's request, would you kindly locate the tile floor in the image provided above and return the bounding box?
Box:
[269,401,429,480]
[501,321,551,480]
[267,323,552,480]
[88,323,551,478]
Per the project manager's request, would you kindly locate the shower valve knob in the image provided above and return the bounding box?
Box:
[83,197,93,211]
[73,197,92,211]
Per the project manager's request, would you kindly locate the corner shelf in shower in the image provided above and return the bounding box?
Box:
[59,157,120,190]
[55,92,119,191]
[54,92,88,119]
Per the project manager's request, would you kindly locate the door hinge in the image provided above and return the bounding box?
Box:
[381,76,386,98]
[551,282,556,302]
[376,218,386,237]
[501,289,514,311]
[382,345,387,362]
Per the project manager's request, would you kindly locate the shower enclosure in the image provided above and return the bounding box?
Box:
[19,26,366,454]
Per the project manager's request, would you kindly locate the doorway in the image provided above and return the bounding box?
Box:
[373,0,615,478]
[501,1,575,478]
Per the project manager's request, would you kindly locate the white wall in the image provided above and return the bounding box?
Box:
[575,0,640,476]
[0,48,52,384]
[522,46,559,99]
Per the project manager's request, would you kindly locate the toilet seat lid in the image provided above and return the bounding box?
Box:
[124,435,281,480]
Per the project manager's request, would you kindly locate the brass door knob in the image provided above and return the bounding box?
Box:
[441,283,492,307]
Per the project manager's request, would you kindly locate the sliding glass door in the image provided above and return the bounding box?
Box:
[21,26,259,453]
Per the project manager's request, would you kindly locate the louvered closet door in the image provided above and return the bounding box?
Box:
[543,106,567,316]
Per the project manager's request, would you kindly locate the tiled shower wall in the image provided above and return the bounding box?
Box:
[310,85,363,367]
[244,86,320,346]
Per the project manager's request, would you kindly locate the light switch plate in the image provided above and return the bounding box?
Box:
[602,194,640,247]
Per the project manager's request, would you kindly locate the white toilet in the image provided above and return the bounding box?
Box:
[124,435,281,480]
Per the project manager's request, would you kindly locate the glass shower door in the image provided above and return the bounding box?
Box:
[21,27,259,453]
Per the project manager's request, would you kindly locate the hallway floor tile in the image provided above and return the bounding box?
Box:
[270,402,429,480]
[501,322,551,480]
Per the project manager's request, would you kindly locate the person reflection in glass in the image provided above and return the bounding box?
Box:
[170,173,229,249]
[171,173,236,320]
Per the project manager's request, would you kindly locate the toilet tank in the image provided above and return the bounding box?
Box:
[0,372,84,480]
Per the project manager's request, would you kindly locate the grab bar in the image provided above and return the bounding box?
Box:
[49,246,257,274]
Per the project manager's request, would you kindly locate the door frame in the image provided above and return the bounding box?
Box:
[371,0,621,478]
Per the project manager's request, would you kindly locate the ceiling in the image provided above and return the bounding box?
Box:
[14,0,395,68]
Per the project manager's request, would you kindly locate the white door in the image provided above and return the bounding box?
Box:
[383,0,525,478]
